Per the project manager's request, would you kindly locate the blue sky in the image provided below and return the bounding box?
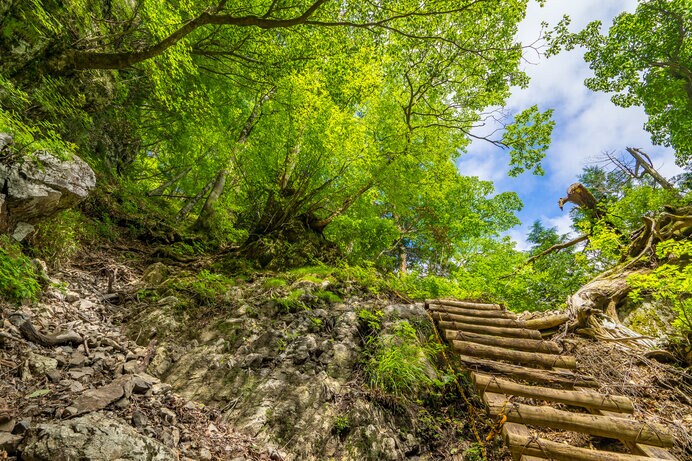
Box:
[458,0,682,250]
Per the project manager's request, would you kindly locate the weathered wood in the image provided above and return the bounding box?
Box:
[445,330,560,354]
[524,313,571,331]
[486,401,673,448]
[452,340,576,369]
[459,355,599,388]
[484,392,539,461]
[432,311,526,328]
[429,304,517,319]
[505,431,671,461]
[474,374,633,413]
[427,299,502,310]
[575,387,678,461]
[9,313,83,347]
[438,320,542,339]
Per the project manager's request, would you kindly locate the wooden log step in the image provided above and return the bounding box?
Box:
[432,311,526,328]
[427,299,502,310]
[484,393,645,461]
[461,356,599,388]
[429,303,517,319]
[525,313,571,331]
[575,387,678,460]
[505,432,672,461]
[452,340,576,369]
[485,401,673,448]
[438,320,542,339]
[445,330,560,354]
[473,374,634,413]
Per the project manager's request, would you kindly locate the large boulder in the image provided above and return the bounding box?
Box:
[19,412,177,461]
[0,135,96,237]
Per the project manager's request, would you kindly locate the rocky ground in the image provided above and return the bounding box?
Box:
[0,256,284,460]
[0,247,488,461]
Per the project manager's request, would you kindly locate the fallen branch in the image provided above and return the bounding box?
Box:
[500,234,589,280]
[525,234,589,266]
[8,313,83,347]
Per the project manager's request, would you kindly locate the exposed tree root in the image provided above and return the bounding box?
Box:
[8,313,83,347]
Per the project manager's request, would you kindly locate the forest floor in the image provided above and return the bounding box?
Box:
[1,242,691,460]
[0,247,279,460]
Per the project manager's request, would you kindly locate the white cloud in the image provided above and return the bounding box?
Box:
[544,214,575,237]
[461,0,683,251]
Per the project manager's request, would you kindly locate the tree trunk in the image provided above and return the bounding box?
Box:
[193,169,228,231]
[176,178,215,221]
[558,182,602,218]
[625,147,680,196]
[398,242,407,274]
[147,166,192,197]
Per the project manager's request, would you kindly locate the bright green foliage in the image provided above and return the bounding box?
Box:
[263,278,288,289]
[29,210,94,269]
[521,221,590,310]
[0,235,41,303]
[364,320,447,398]
[1,0,554,272]
[314,289,341,304]
[628,239,692,339]
[547,0,692,166]
[504,105,555,176]
[171,270,236,306]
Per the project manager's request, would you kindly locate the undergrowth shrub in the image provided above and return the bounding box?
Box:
[364,320,447,399]
[628,239,692,342]
[29,210,95,269]
[0,235,41,303]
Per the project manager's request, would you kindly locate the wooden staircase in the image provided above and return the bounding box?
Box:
[426,299,678,461]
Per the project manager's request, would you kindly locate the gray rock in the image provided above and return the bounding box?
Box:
[28,353,58,375]
[161,426,180,448]
[69,377,127,415]
[131,376,151,394]
[123,360,140,374]
[142,262,169,286]
[0,145,96,234]
[45,369,61,383]
[0,418,15,432]
[0,432,22,455]
[68,351,88,368]
[12,419,30,435]
[159,407,176,425]
[68,380,84,393]
[12,221,34,241]
[19,412,176,461]
[131,411,149,428]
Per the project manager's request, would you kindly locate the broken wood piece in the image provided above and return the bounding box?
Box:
[428,304,517,319]
[460,356,599,388]
[473,373,633,413]
[432,311,526,328]
[438,320,542,339]
[485,400,673,448]
[426,299,502,310]
[524,313,571,331]
[444,330,560,354]
[8,313,83,347]
[452,340,576,369]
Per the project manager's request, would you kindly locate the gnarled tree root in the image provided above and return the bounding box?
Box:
[8,313,83,347]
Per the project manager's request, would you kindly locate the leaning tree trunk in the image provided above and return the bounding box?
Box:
[176,178,215,221]
[193,169,228,231]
